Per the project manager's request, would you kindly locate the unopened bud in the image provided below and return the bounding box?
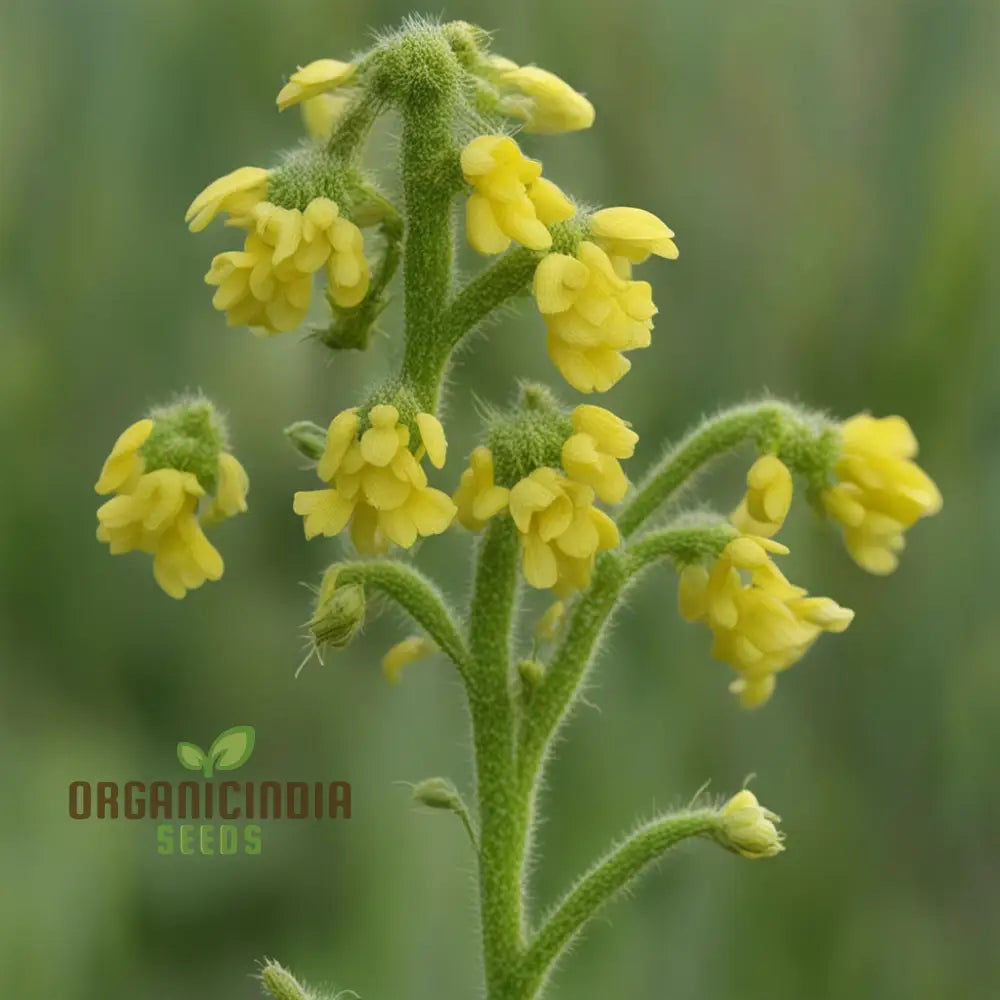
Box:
[714,789,785,859]
[518,658,545,690]
[285,421,327,462]
[412,776,464,812]
[260,960,312,1000]
[310,568,365,651]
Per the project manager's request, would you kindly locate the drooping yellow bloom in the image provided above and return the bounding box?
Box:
[293,405,456,554]
[94,419,153,494]
[679,460,852,707]
[95,420,249,600]
[461,136,574,255]
[301,93,352,140]
[382,636,437,685]
[822,414,942,574]
[509,467,619,595]
[185,167,270,232]
[453,446,510,531]
[679,534,852,707]
[204,197,370,333]
[731,455,794,538]
[276,59,356,110]
[716,790,784,859]
[561,405,638,503]
[494,64,595,134]
[589,207,679,275]
[203,452,252,525]
[534,241,656,393]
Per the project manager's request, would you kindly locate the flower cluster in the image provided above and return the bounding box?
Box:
[94,415,248,599]
[822,414,943,574]
[460,136,574,255]
[188,172,370,334]
[679,456,853,707]
[454,405,633,594]
[293,405,456,555]
[534,240,656,393]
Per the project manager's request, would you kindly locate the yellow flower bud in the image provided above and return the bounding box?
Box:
[716,789,784,859]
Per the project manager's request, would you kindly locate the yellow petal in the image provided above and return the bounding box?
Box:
[416,413,448,469]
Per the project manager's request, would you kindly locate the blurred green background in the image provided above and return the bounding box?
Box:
[2,1,998,997]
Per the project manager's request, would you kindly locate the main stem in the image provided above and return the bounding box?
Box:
[468,520,525,998]
[399,95,459,412]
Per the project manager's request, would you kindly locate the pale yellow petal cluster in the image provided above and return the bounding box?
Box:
[185,167,269,232]
[534,241,656,393]
[822,414,942,574]
[95,423,248,599]
[494,64,595,134]
[509,468,619,595]
[381,636,437,685]
[717,790,784,859]
[204,197,370,333]
[589,207,678,273]
[276,59,356,111]
[561,405,638,503]
[461,136,574,255]
[680,458,852,707]
[731,455,794,538]
[453,446,510,531]
[293,405,456,554]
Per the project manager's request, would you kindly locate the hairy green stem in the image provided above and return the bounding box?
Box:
[467,519,525,997]
[399,100,461,410]
[514,810,720,997]
[333,561,469,677]
[443,247,542,351]
[617,402,795,539]
[325,91,383,163]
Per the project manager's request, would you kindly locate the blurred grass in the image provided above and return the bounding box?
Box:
[1,1,999,998]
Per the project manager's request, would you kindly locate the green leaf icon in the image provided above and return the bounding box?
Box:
[208,725,256,772]
[177,742,207,772]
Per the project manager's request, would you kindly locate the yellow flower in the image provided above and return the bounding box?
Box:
[94,419,153,494]
[301,93,352,140]
[561,405,638,503]
[185,167,269,232]
[509,467,619,595]
[461,136,574,255]
[276,59,356,110]
[534,241,656,393]
[453,446,510,531]
[679,533,853,707]
[717,790,784,859]
[731,455,793,538]
[589,207,678,274]
[822,414,942,574]
[495,65,595,134]
[382,636,437,685]
[293,405,456,554]
[203,452,251,525]
[679,458,852,706]
[204,197,370,333]
[95,421,249,599]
